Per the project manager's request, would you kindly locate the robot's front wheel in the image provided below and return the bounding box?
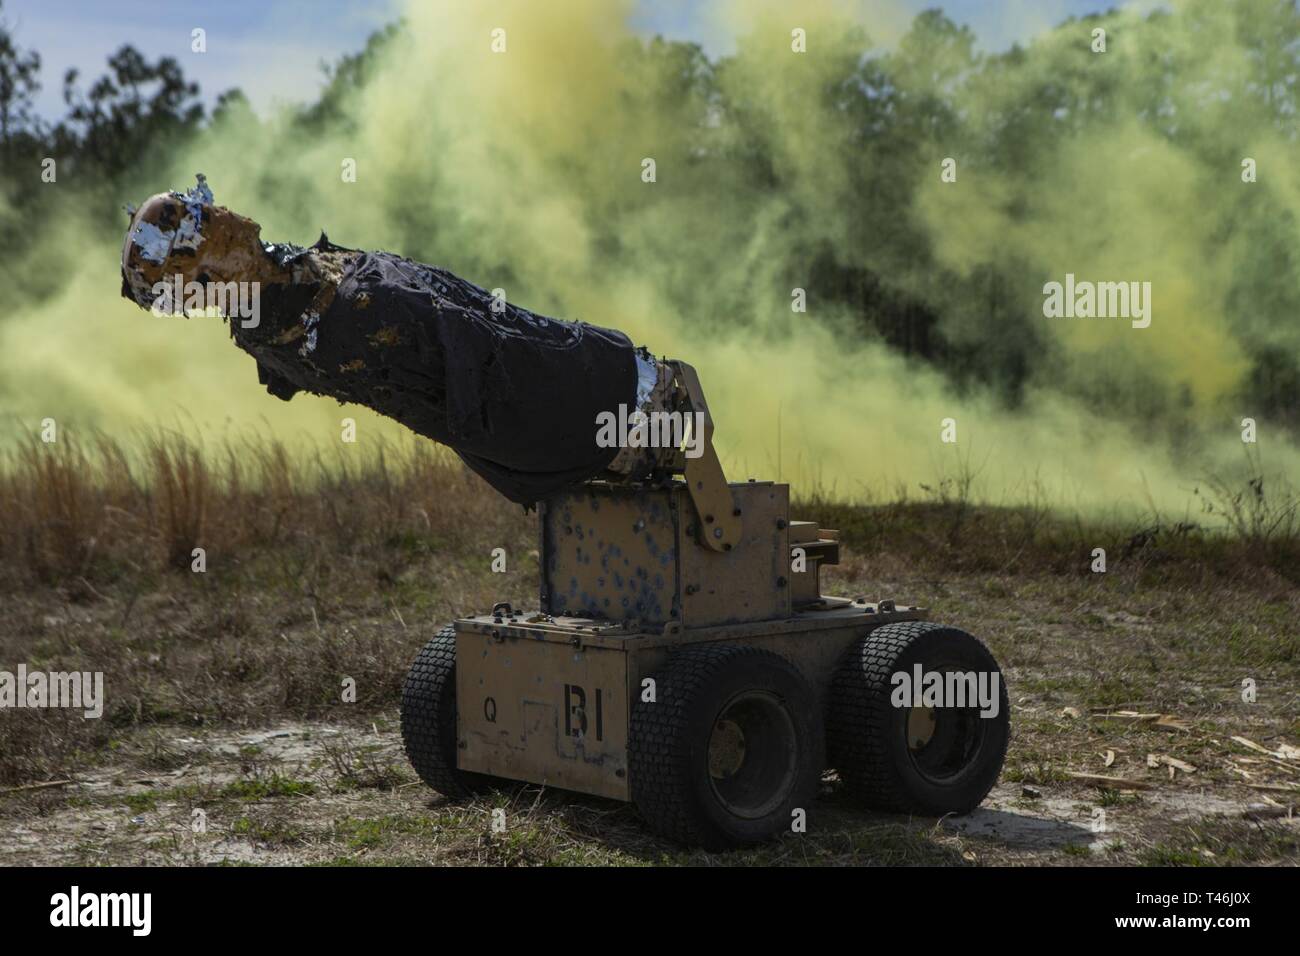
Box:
[628,643,823,850]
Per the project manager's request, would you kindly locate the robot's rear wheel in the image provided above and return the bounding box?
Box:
[827,621,1009,815]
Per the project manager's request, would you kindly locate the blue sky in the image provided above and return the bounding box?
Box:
[4,0,1127,121]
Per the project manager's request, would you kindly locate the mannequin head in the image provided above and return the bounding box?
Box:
[120,177,286,311]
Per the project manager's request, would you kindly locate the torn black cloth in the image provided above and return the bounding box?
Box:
[240,250,637,505]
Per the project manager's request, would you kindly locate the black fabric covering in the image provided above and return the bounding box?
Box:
[238,247,637,505]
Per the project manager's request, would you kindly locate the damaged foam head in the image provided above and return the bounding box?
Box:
[120,175,283,310]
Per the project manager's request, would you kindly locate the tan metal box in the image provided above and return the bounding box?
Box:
[456,626,631,800]
[538,481,790,628]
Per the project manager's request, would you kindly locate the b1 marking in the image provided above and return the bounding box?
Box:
[564,684,604,741]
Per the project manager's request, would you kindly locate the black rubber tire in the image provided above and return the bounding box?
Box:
[629,643,823,850]
[400,625,495,799]
[827,621,1009,815]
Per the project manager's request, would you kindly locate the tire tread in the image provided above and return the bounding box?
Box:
[400,624,492,799]
[827,621,1006,813]
[629,642,813,848]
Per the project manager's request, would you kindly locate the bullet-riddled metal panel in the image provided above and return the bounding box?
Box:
[456,628,629,800]
[678,482,790,627]
[540,486,680,625]
[540,481,792,628]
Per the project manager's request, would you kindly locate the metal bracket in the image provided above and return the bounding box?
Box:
[668,361,741,553]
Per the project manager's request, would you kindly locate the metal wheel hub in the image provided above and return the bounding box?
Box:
[706,691,799,819]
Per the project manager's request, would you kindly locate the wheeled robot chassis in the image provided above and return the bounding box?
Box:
[400,367,1010,849]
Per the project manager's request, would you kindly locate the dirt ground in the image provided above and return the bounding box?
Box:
[3,561,1296,866]
[1,717,1293,867]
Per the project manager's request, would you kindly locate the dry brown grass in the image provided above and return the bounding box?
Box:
[0,430,528,590]
[3,429,1296,592]
[799,472,1300,589]
[0,430,536,786]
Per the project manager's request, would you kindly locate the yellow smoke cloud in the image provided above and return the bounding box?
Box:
[1,0,1295,516]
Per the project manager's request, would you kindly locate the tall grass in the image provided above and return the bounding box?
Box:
[1196,447,1299,563]
[796,449,1300,586]
[0,429,537,784]
[0,429,527,590]
[1,427,1296,591]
